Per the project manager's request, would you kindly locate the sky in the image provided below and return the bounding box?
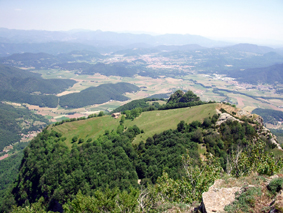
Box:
[0,0,282,45]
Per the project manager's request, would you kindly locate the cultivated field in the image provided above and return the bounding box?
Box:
[31,63,283,125]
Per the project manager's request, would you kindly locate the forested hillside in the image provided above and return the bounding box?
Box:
[0,51,104,68]
[59,82,140,108]
[0,102,49,151]
[252,108,283,125]
[0,64,75,94]
[0,64,75,107]
[228,63,283,85]
[0,102,49,205]
[1,98,282,212]
[79,62,139,77]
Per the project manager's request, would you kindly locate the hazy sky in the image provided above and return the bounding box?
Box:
[0,0,282,44]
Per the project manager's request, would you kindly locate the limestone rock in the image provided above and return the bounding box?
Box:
[215,113,240,126]
[201,179,241,213]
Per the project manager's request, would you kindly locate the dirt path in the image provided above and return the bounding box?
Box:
[0,154,9,161]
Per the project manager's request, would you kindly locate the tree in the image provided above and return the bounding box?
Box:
[177,120,186,132]
[72,136,78,143]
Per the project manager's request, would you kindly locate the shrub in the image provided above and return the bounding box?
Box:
[71,136,78,143]
[267,178,283,194]
[225,187,262,212]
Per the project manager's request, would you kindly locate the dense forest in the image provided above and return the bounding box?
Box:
[0,64,74,107]
[59,82,140,108]
[0,102,49,151]
[0,102,49,206]
[0,65,75,94]
[0,153,23,203]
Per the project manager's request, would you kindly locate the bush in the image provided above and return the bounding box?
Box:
[225,187,262,212]
[267,178,283,194]
[72,136,78,143]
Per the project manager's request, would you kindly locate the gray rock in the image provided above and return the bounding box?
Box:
[201,179,241,213]
[215,113,240,126]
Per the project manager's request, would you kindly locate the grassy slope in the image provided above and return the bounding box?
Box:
[51,103,217,148]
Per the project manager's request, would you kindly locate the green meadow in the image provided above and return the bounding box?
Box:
[51,103,217,148]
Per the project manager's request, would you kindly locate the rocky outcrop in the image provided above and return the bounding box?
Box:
[215,112,240,126]
[201,179,241,213]
[200,175,283,213]
[216,104,282,150]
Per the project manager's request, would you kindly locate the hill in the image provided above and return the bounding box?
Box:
[252,108,283,125]
[0,64,76,107]
[0,51,104,68]
[0,102,49,151]
[228,63,283,85]
[0,52,59,69]
[0,42,99,57]
[52,103,217,148]
[59,82,140,108]
[224,43,274,54]
[1,97,282,212]
[0,102,49,202]
[0,64,75,94]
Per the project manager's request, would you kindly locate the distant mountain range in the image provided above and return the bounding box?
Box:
[1,28,283,58]
[0,28,230,48]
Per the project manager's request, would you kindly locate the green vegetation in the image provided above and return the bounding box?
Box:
[252,108,283,125]
[53,103,217,146]
[267,178,283,194]
[0,90,59,108]
[0,153,23,202]
[0,102,49,208]
[159,90,208,110]
[3,113,281,212]
[224,187,262,212]
[228,63,283,85]
[0,64,74,107]
[59,82,140,108]
[0,64,75,94]
[80,62,139,77]
[0,102,48,151]
[1,99,282,212]
[111,98,164,113]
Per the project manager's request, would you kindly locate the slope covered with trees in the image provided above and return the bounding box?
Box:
[0,64,75,94]
[1,100,282,212]
[0,102,49,151]
[0,102,49,205]
[59,82,140,108]
[228,63,283,85]
[252,108,283,125]
[0,64,75,107]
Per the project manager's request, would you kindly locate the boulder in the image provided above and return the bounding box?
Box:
[201,179,241,213]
